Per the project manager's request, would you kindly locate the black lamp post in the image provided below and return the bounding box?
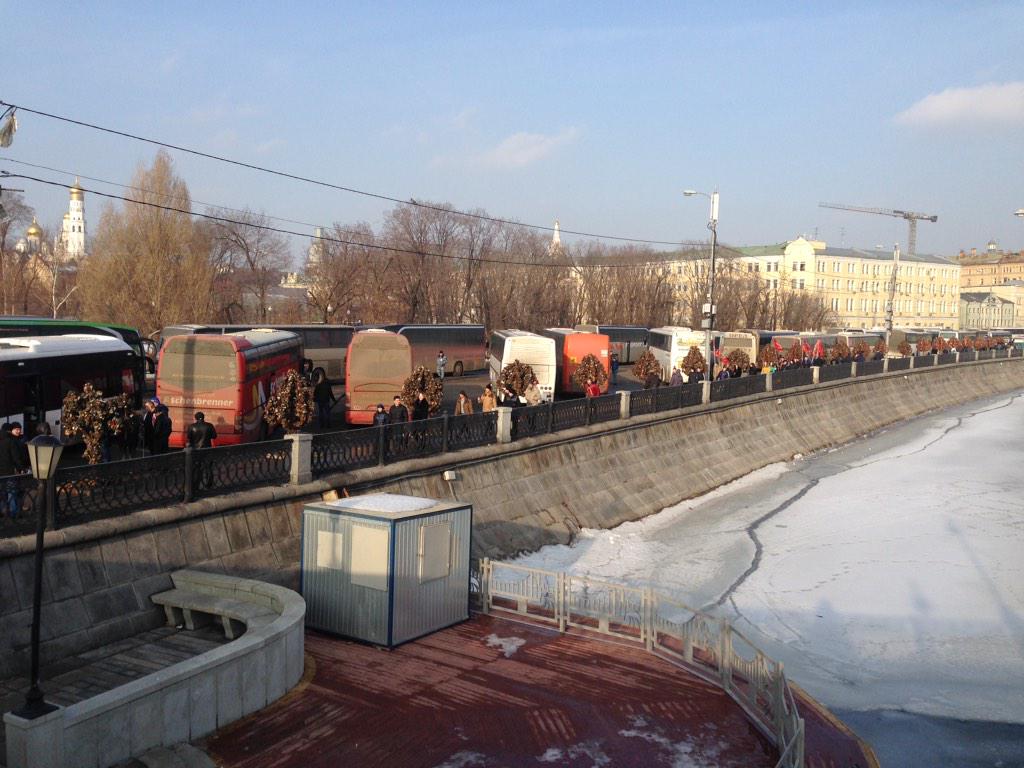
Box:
[12,434,64,720]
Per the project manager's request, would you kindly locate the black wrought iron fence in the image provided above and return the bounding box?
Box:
[447,411,498,450]
[976,350,994,361]
[195,440,290,497]
[589,393,622,424]
[383,419,446,462]
[550,398,589,431]
[936,353,957,366]
[679,382,704,408]
[628,389,657,416]
[54,452,187,526]
[710,374,766,402]
[0,473,43,536]
[511,404,552,439]
[311,427,380,474]
[772,367,814,390]
[888,357,911,371]
[857,360,885,376]
[1012,348,1023,358]
[959,350,976,362]
[914,355,935,368]
[819,362,853,382]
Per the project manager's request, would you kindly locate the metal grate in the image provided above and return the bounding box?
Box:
[195,440,290,496]
[772,367,813,390]
[976,350,994,361]
[888,357,911,371]
[710,375,766,402]
[383,419,445,462]
[857,359,885,376]
[54,452,187,526]
[447,411,498,450]
[589,393,622,424]
[550,399,589,431]
[818,363,852,382]
[936,353,957,366]
[511,404,552,439]
[913,355,935,368]
[311,427,380,474]
[0,473,43,536]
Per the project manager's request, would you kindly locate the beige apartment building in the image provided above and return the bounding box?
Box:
[956,241,1024,328]
[736,237,961,329]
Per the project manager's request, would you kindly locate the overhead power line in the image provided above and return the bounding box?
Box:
[0,99,685,246]
[2,171,718,270]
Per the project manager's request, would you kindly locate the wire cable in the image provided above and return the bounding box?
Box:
[0,99,687,246]
[2,170,716,269]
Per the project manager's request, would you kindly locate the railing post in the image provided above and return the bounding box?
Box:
[284,433,312,485]
[811,366,820,384]
[765,372,773,392]
[377,424,387,465]
[883,357,889,373]
[495,407,512,444]
[644,588,655,651]
[557,572,566,632]
[773,664,786,744]
[909,355,916,369]
[719,619,733,691]
[547,401,555,433]
[618,390,631,419]
[441,413,450,452]
[850,361,859,377]
[701,380,711,405]
[183,446,194,503]
[480,558,490,613]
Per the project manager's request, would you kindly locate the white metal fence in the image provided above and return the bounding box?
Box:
[479,558,805,768]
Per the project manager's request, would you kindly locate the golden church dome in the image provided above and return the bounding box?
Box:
[26,218,42,237]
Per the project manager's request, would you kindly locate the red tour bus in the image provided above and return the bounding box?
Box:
[540,328,611,395]
[157,329,304,446]
[345,330,412,425]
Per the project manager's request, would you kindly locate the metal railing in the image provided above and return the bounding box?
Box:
[0,473,43,536]
[914,354,935,368]
[936,352,957,366]
[888,357,911,371]
[511,404,552,439]
[194,440,291,496]
[311,427,380,474]
[479,559,805,767]
[772,367,814,390]
[818,362,852,382]
[711,374,766,401]
[857,359,885,376]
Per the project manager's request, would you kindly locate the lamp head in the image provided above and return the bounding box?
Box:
[27,435,64,481]
[683,190,698,197]
[1015,208,1024,218]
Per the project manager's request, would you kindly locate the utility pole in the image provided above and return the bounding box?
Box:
[684,189,719,377]
[884,243,900,352]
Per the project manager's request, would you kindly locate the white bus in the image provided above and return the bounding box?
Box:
[0,334,137,437]
[488,330,556,402]
[647,326,706,381]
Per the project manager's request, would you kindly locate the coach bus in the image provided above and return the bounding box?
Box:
[382,324,487,376]
[573,324,648,363]
[157,330,303,446]
[540,328,611,395]
[0,317,152,405]
[488,330,556,402]
[159,324,354,383]
[647,326,707,382]
[344,330,412,425]
[0,334,137,438]
[711,331,759,368]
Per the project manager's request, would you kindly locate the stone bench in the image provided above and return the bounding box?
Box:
[5,570,305,768]
[152,588,277,639]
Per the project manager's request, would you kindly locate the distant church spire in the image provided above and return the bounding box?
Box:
[552,219,561,248]
[61,177,86,258]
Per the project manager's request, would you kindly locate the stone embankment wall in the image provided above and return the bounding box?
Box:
[0,359,1021,678]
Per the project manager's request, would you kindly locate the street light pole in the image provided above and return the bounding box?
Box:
[884,243,900,354]
[684,189,719,378]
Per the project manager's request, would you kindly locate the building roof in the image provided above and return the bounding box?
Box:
[735,243,787,257]
[815,246,957,266]
[960,292,1014,304]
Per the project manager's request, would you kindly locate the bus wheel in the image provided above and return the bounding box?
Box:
[453,361,464,377]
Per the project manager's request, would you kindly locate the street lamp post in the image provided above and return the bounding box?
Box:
[12,435,64,720]
[684,189,720,378]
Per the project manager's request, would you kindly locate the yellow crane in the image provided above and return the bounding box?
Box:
[819,202,938,256]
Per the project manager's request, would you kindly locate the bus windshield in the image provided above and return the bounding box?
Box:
[159,339,239,392]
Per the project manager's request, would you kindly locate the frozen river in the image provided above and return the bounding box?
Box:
[515,392,1024,766]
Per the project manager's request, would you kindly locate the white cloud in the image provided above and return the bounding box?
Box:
[895,82,1024,126]
[479,127,579,169]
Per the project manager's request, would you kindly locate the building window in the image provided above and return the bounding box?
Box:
[846,298,854,311]
[831,298,840,310]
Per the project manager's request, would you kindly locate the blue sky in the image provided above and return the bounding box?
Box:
[3,2,1023,264]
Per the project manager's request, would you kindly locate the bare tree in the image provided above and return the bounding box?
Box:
[206,208,291,323]
[0,190,37,314]
[306,223,375,323]
[78,151,215,336]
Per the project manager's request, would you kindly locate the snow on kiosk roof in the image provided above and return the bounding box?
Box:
[0,333,133,360]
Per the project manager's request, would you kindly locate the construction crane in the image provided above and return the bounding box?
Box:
[818,202,937,257]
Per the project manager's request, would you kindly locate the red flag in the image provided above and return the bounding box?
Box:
[722,356,730,367]
[714,347,722,359]
[813,339,824,359]
[772,338,783,352]
[802,341,811,355]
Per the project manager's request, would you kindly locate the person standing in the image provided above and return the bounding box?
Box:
[436,350,448,380]
[313,373,337,429]
[478,384,497,412]
[524,378,542,406]
[669,367,683,387]
[412,391,431,420]
[455,391,473,415]
[144,398,172,454]
[0,423,28,518]
[372,404,388,426]
[584,378,601,398]
[388,395,409,424]
[186,412,218,449]
[610,353,620,385]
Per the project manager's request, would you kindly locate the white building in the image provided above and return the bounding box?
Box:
[60,178,86,258]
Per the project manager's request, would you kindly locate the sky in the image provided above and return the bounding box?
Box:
[3,2,1023,267]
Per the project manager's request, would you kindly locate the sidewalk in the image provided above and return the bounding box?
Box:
[205,614,872,768]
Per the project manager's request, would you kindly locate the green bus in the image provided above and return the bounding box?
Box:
[0,317,153,405]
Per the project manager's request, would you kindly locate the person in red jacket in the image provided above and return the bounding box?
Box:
[584,378,601,398]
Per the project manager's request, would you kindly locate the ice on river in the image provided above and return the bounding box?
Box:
[514,394,1024,723]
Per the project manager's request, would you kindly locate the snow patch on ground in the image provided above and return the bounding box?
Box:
[485,634,526,657]
[431,751,488,768]
[535,741,610,766]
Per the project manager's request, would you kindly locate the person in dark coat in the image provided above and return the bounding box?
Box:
[313,374,336,429]
[643,371,660,389]
[412,391,431,420]
[372,404,388,426]
[388,395,408,424]
[186,412,218,449]
[144,398,172,454]
[0,423,29,518]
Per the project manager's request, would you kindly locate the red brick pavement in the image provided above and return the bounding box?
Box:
[205,615,873,768]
